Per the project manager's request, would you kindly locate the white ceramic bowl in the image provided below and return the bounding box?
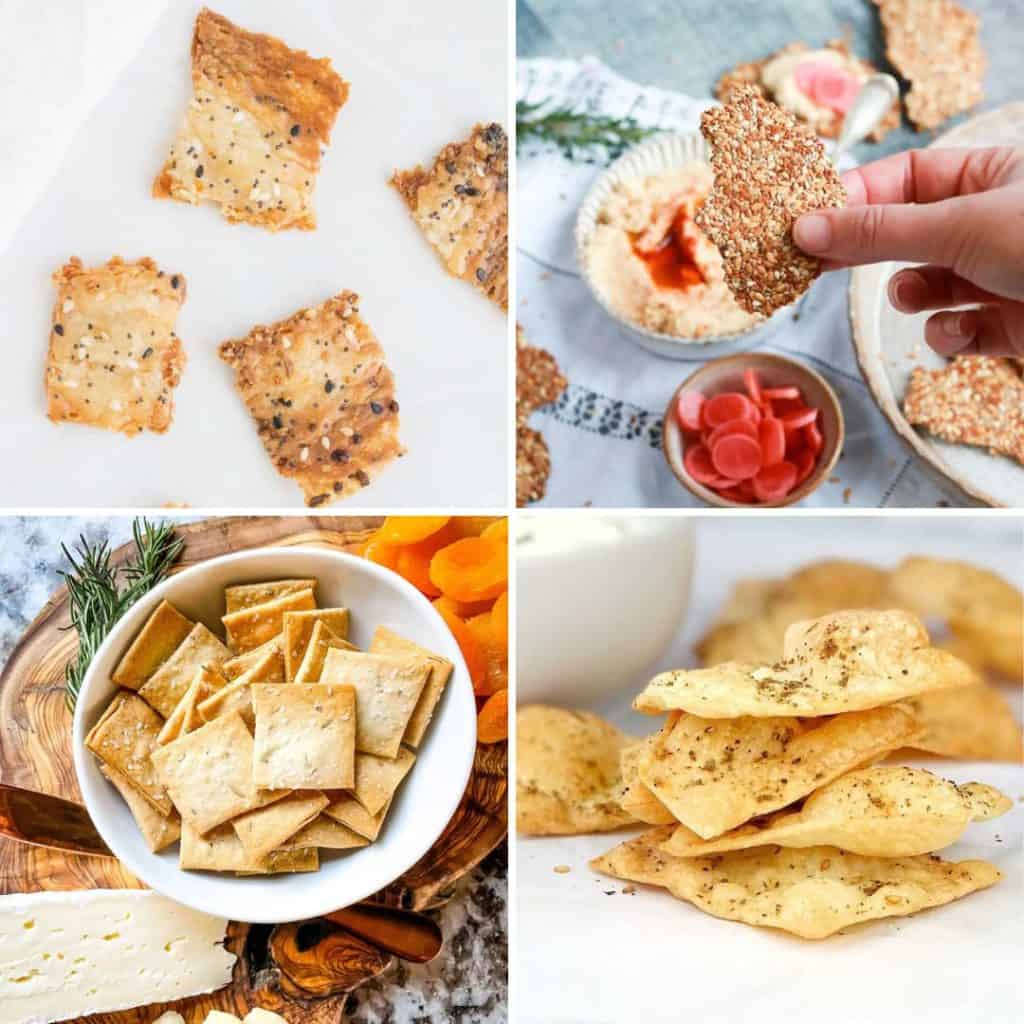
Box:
[575,131,789,361]
[72,547,477,924]
[516,516,695,705]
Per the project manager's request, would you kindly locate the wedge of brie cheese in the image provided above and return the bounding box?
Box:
[0,889,236,1023]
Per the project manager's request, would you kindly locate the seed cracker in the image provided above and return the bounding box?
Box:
[390,123,508,309]
[46,257,187,436]
[219,291,403,507]
[696,85,846,316]
[903,356,1024,466]
[516,326,567,427]
[153,8,349,230]
[515,324,566,507]
[873,0,986,130]
[716,39,899,141]
[516,426,552,508]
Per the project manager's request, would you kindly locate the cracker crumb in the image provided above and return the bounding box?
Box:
[553,864,571,874]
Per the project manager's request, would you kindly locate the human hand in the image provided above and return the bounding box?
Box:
[793,147,1024,357]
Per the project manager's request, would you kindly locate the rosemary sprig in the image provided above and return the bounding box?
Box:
[61,519,185,711]
[516,99,658,161]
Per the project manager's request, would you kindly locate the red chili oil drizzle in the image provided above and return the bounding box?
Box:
[632,207,705,291]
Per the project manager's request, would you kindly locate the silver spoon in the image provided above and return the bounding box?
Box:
[833,73,901,163]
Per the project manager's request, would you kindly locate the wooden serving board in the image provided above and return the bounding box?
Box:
[0,516,507,1024]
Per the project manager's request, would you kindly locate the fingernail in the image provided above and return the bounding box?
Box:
[794,214,832,253]
[889,271,926,311]
[942,313,970,338]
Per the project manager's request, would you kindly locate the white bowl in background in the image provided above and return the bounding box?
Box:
[72,547,476,924]
[516,516,696,706]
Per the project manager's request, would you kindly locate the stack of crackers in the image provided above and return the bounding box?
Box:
[519,573,1020,937]
[86,577,451,875]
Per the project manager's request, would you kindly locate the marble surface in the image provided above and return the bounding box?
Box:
[0,514,508,1024]
[518,0,1024,161]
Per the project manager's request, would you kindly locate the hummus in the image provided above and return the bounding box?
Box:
[761,48,868,133]
[585,164,759,339]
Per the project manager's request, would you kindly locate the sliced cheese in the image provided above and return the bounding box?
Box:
[0,889,236,1024]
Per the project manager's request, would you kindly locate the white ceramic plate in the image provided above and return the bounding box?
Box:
[575,131,788,360]
[72,547,477,924]
[850,102,1024,507]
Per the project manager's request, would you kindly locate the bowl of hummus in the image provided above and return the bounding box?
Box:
[577,131,778,360]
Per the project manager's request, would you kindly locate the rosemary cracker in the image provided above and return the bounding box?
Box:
[86,694,173,815]
[873,0,986,130]
[517,705,637,836]
[153,8,349,230]
[319,649,430,758]
[368,626,452,748]
[218,291,403,507]
[637,706,920,839]
[252,683,357,790]
[222,587,316,653]
[634,610,978,717]
[696,85,846,316]
[151,712,268,835]
[593,828,1001,940]
[111,600,194,690]
[100,764,180,854]
[391,122,508,309]
[282,607,350,681]
[224,579,317,614]
[659,766,1010,859]
[46,257,187,436]
[138,622,232,718]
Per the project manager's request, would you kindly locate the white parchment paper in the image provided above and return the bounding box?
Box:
[0,0,508,507]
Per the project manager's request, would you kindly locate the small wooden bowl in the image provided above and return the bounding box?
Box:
[662,353,845,507]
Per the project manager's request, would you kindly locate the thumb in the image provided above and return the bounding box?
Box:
[794,197,971,268]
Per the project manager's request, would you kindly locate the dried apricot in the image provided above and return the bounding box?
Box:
[466,613,508,696]
[477,689,508,744]
[363,535,400,571]
[429,537,507,603]
[393,522,461,598]
[491,591,508,650]
[481,518,508,543]
[433,598,487,691]
[377,516,450,545]
[449,516,503,538]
